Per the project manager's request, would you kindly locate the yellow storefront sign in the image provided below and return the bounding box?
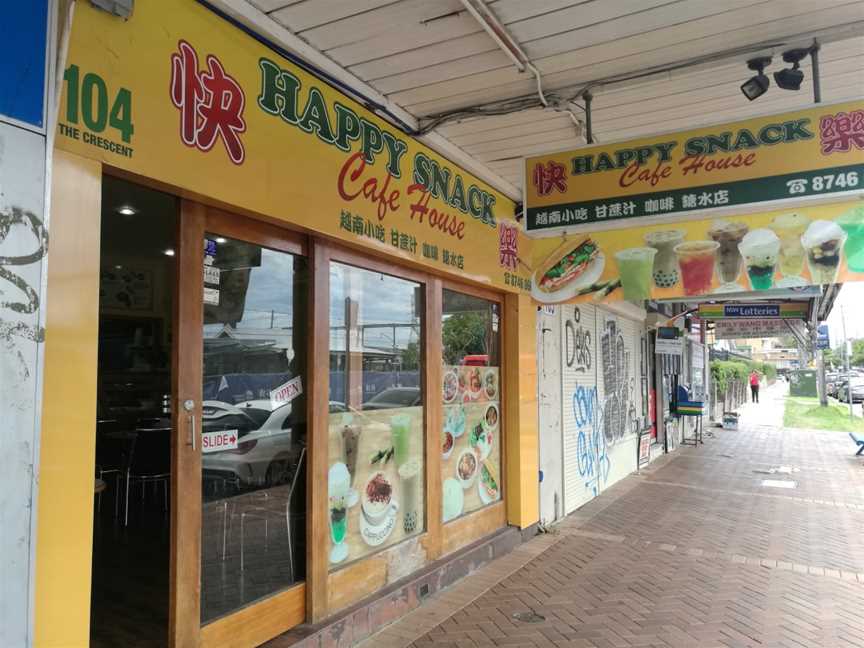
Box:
[525,100,864,231]
[57,0,532,293]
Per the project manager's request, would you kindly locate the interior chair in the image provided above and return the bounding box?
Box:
[124,428,171,527]
[240,446,306,580]
[94,421,130,517]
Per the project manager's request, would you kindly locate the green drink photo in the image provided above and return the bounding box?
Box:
[738,229,780,291]
[390,413,412,466]
[330,506,347,544]
[836,206,864,273]
[614,247,657,301]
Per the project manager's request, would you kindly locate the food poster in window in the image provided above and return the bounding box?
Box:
[441,293,501,522]
[326,263,425,568]
[327,406,424,566]
[529,200,864,304]
[442,368,501,520]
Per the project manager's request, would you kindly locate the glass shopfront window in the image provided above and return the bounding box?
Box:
[441,290,501,523]
[327,263,424,568]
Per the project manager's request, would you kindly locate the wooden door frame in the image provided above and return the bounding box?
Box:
[171,199,205,648]
[171,200,310,647]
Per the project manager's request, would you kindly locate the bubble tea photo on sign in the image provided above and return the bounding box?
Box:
[738,229,780,291]
[769,212,809,279]
[802,220,846,284]
[837,206,864,272]
[674,241,718,295]
[707,220,748,291]
[644,229,685,288]
[614,247,656,300]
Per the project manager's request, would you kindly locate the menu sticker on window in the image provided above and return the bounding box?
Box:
[202,429,238,453]
[270,375,303,408]
[203,287,220,305]
[204,264,220,286]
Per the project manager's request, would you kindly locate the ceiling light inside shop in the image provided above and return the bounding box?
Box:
[740,56,771,101]
[116,205,137,216]
[163,249,175,257]
[215,237,227,244]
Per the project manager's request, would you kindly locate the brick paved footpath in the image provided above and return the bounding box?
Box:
[359,385,864,648]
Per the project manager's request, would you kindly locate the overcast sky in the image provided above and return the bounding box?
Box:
[825,282,864,348]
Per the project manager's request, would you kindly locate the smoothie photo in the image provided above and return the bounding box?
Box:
[615,247,657,301]
[707,220,748,289]
[390,413,412,467]
[644,229,685,288]
[769,212,809,278]
[802,220,847,284]
[674,241,718,295]
[738,229,780,291]
[836,206,864,272]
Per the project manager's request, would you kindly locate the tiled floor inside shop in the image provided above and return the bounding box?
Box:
[357,386,864,648]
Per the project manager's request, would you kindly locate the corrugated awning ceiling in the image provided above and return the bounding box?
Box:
[232,0,864,198]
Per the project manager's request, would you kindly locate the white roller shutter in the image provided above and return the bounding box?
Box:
[559,303,647,515]
[596,307,646,490]
[560,303,599,514]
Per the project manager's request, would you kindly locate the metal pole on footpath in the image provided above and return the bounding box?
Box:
[841,304,853,419]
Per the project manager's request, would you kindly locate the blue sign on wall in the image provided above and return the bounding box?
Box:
[0,2,49,128]
[816,324,830,350]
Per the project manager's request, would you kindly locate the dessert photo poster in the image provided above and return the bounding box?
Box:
[529,200,864,305]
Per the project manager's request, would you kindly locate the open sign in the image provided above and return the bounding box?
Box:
[201,429,238,453]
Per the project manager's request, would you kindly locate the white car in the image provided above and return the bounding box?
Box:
[202,399,347,488]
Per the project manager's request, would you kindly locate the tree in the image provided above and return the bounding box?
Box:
[851,338,864,367]
[442,312,488,365]
[823,347,841,369]
[401,341,420,370]
[776,334,798,348]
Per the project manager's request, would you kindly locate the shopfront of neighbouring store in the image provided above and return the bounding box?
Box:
[527,96,864,523]
[35,2,538,647]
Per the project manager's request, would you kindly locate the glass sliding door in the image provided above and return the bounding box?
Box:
[173,203,308,647]
[200,234,309,622]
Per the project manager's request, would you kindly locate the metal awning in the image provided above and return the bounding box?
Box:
[214,0,864,200]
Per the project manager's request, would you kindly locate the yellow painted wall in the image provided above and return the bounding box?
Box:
[34,150,102,648]
[504,293,539,528]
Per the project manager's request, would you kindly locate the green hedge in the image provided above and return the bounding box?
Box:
[709,360,776,391]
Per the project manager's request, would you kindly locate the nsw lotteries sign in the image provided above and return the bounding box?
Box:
[525,100,864,231]
[698,302,809,319]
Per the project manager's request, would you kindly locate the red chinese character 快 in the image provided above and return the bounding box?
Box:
[170,40,247,164]
[819,110,864,155]
[498,222,519,271]
[532,160,567,196]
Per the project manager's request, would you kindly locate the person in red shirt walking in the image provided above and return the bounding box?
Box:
[749,370,760,403]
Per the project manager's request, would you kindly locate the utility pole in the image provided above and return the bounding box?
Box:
[841,304,853,419]
[815,326,827,406]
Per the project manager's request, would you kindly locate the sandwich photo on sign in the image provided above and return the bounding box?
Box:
[531,236,605,303]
